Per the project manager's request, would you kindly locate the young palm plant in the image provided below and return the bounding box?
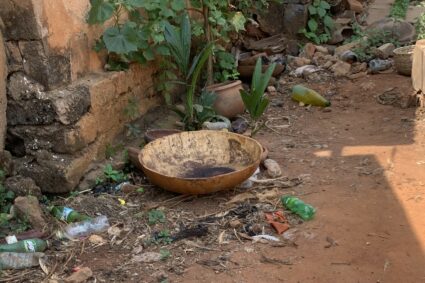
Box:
[240,58,276,136]
[164,14,213,129]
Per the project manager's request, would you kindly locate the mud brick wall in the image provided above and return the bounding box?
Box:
[0,0,160,193]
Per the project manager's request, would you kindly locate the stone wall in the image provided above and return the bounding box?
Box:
[0,0,160,193]
[0,29,6,150]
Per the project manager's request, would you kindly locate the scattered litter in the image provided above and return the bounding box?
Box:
[5,235,18,244]
[0,238,47,253]
[264,211,290,234]
[50,206,91,223]
[291,85,331,107]
[369,59,393,73]
[171,225,208,241]
[252,234,280,242]
[282,196,316,221]
[0,252,45,270]
[57,215,110,240]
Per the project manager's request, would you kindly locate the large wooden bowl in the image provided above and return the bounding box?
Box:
[132,131,262,194]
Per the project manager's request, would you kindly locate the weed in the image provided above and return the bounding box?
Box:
[136,187,144,193]
[299,0,334,44]
[416,12,425,40]
[148,209,166,225]
[124,97,139,119]
[389,0,410,19]
[125,123,141,137]
[160,249,171,260]
[155,230,173,244]
[103,164,127,183]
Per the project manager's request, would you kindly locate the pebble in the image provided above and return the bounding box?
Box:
[263,159,282,178]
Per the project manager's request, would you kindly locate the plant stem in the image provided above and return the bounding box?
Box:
[251,120,267,137]
[202,3,214,86]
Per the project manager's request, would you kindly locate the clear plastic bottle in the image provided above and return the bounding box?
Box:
[56,215,110,240]
[0,239,47,253]
[281,196,316,220]
[0,252,45,270]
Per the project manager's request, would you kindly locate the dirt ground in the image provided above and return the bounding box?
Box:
[4,73,425,283]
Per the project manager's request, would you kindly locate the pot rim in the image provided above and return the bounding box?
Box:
[206,80,242,92]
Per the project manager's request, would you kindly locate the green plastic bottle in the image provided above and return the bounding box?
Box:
[291,84,331,107]
[281,196,316,220]
[0,239,48,253]
[50,206,91,223]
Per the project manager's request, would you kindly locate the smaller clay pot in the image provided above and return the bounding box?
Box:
[144,129,182,143]
[237,63,285,79]
[206,80,245,118]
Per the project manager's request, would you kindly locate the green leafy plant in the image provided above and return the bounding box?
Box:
[103,164,127,182]
[164,14,215,129]
[350,29,400,62]
[148,209,166,225]
[155,230,173,244]
[416,12,425,40]
[240,58,275,136]
[389,0,410,19]
[160,249,171,260]
[214,51,239,82]
[299,0,334,44]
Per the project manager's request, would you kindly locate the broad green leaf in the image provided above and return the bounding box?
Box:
[319,0,331,10]
[128,51,147,64]
[124,0,144,8]
[308,19,318,32]
[171,0,186,11]
[308,5,317,15]
[87,0,114,24]
[103,25,139,54]
[160,9,175,18]
[143,48,155,61]
[156,45,170,56]
[317,7,326,17]
[230,12,246,32]
[254,98,269,119]
[324,15,334,29]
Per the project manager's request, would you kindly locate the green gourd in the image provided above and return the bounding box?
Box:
[291,84,331,107]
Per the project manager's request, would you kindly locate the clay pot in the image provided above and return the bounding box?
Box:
[237,63,285,79]
[206,80,245,118]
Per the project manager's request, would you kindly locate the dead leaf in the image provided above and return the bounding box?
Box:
[108,226,122,237]
[88,234,106,245]
[218,230,228,245]
[38,257,49,275]
[64,267,93,283]
[256,188,279,202]
[226,192,256,205]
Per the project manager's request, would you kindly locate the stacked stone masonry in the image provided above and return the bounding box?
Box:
[0,0,160,193]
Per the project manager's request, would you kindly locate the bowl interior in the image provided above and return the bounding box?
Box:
[141,131,262,179]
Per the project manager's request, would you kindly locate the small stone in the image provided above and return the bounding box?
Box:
[88,235,105,245]
[14,196,47,231]
[291,57,311,68]
[330,61,351,77]
[347,0,363,13]
[376,43,396,59]
[351,62,368,74]
[263,159,282,178]
[64,267,93,283]
[231,118,249,134]
[301,43,316,59]
[267,86,277,94]
[132,252,163,263]
[5,176,42,197]
[335,41,362,56]
[268,76,277,86]
[323,61,334,69]
[315,45,329,54]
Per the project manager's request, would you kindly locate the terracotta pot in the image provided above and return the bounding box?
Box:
[237,63,285,79]
[206,80,245,118]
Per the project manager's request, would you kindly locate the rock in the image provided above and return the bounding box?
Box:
[294,65,320,78]
[351,62,368,74]
[50,86,90,125]
[315,45,329,54]
[268,76,277,86]
[330,61,352,77]
[290,57,311,68]
[7,100,55,126]
[64,267,93,283]
[5,175,42,197]
[376,43,396,59]
[7,72,45,101]
[323,61,334,69]
[283,4,309,36]
[335,41,362,56]
[301,43,316,59]
[267,86,277,94]
[312,52,328,66]
[348,71,368,79]
[256,2,286,35]
[14,196,47,230]
[5,41,23,73]
[132,252,163,263]
[339,50,358,63]
[367,19,416,45]
[286,40,300,56]
[328,26,354,45]
[0,32,6,151]
[263,159,282,178]
[231,118,249,134]
[0,0,43,41]
[0,150,14,176]
[347,0,363,13]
